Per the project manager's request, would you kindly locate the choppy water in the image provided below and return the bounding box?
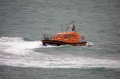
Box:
[0,0,120,79]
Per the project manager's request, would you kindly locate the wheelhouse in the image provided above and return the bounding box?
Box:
[52,32,80,43]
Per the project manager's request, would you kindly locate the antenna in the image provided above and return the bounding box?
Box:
[61,24,63,32]
[59,12,63,32]
[72,20,74,26]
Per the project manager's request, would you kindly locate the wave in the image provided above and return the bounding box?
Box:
[0,37,120,69]
[86,42,94,46]
[1,55,120,69]
[0,37,42,55]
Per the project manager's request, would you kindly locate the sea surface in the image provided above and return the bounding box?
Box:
[0,0,120,79]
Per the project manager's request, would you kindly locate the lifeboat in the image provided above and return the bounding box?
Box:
[42,21,87,46]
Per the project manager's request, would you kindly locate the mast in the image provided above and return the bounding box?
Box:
[72,20,76,32]
[61,24,63,32]
[72,20,74,26]
[66,20,76,32]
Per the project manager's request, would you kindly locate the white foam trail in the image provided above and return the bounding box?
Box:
[0,37,120,69]
[0,37,42,55]
[1,56,120,68]
[40,45,57,48]
[86,42,94,46]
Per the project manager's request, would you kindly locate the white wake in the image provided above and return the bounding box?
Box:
[0,37,120,69]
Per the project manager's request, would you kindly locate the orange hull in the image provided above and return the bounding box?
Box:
[42,40,87,46]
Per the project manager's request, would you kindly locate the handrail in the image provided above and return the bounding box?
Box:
[42,34,52,40]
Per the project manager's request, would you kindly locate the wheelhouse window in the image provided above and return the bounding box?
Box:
[54,34,63,38]
[64,34,76,38]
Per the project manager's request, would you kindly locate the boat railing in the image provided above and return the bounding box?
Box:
[42,34,52,40]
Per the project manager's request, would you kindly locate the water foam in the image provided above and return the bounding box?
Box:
[2,55,120,68]
[86,42,94,46]
[0,37,42,55]
[0,37,120,69]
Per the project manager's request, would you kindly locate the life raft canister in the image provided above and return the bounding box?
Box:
[81,36,85,40]
[81,36,85,42]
